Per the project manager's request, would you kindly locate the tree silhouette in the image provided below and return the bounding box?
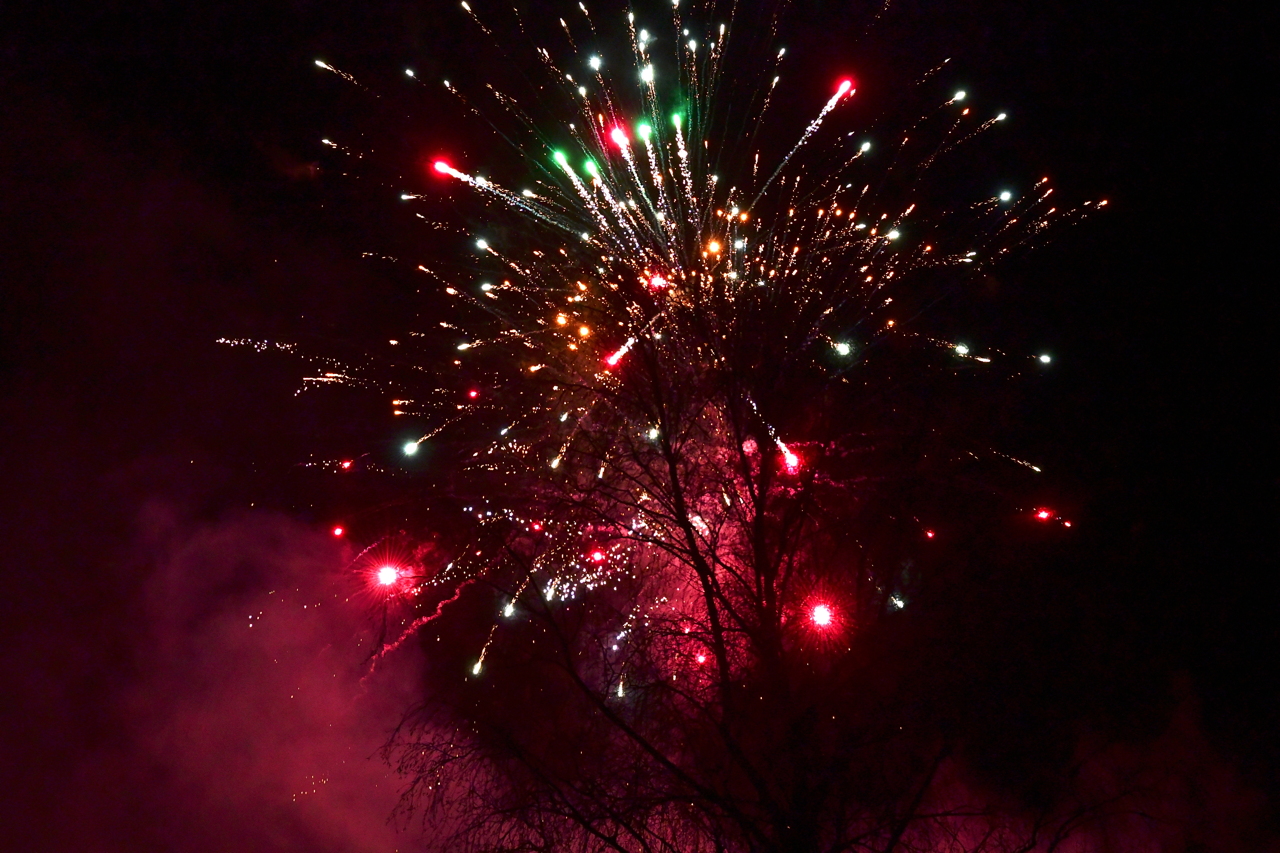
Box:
[379,223,1109,852]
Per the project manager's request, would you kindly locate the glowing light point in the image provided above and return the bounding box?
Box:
[332,526,344,537]
[640,65,655,83]
[780,444,800,472]
[1038,354,1052,364]
[996,112,1007,121]
[955,344,969,356]
[925,530,935,539]
[472,662,482,675]
[836,79,854,97]
[475,238,489,250]
[860,141,871,152]
[834,342,852,356]
[605,336,635,366]
[377,565,399,586]
[405,68,415,77]
[672,114,682,129]
[503,602,515,617]
[403,442,420,456]
[610,127,629,148]
[433,160,452,174]
[999,191,1013,202]
[588,55,601,70]
[553,150,569,167]
[590,550,606,563]
[340,460,352,470]
[954,90,966,101]
[811,604,833,626]
[707,240,721,253]
[887,229,900,240]
[1036,509,1053,520]
[696,654,706,664]
[636,123,652,141]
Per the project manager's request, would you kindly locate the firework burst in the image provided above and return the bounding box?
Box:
[253,3,1107,849]
[304,2,1097,666]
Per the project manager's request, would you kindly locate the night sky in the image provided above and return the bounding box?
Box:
[1,1,1272,850]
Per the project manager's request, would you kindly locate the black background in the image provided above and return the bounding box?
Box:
[2,1,1272,849]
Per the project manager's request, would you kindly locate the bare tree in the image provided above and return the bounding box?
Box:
[380,232,1113,852]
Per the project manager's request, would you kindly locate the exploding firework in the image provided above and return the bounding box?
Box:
[247,3,1108,849]
[301,1,1098,666]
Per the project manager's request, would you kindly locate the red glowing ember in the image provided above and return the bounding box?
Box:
[811,604,833,627]
[376,565,399,586]
[1035,509,1053,520]
[590,550,606,563]
[332,526,344,537]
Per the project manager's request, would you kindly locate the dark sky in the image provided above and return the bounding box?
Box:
[1,1,1272,850]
